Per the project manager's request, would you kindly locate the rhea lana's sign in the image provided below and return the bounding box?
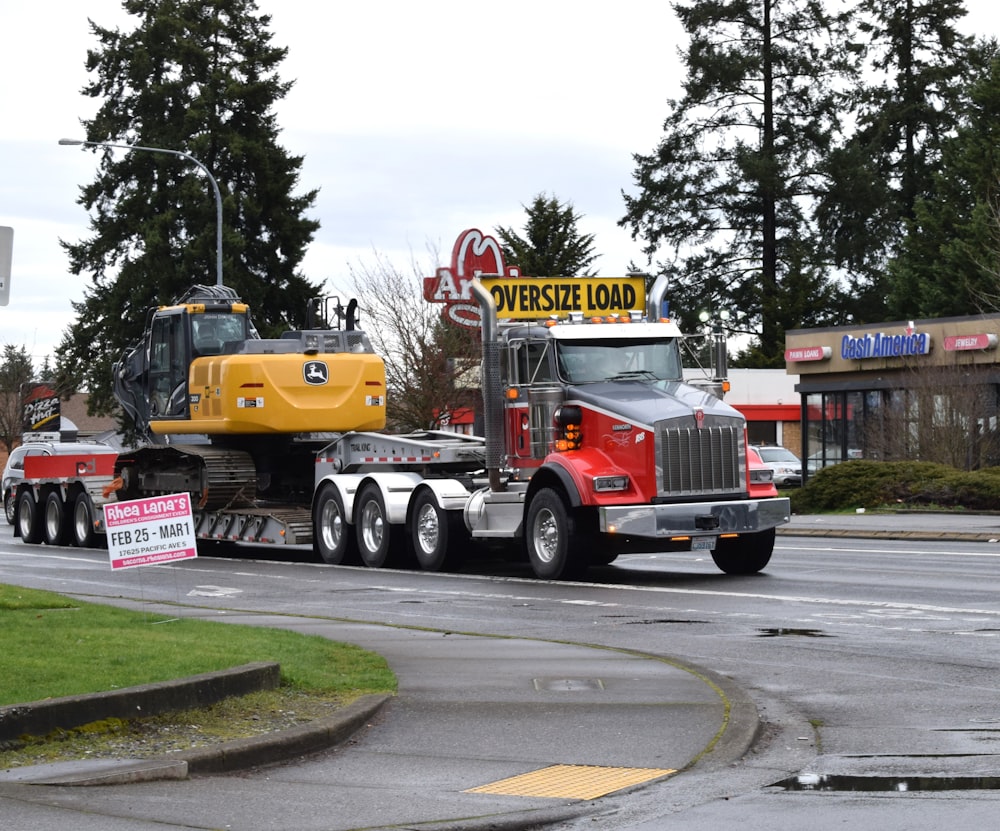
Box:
[104,493,197,570]
[424,229,645,328]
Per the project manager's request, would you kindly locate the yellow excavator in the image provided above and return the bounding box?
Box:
[111,284,386,511]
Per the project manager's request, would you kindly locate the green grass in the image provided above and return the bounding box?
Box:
[0,584,396,706]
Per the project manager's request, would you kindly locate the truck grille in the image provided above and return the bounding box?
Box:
[655,416,745,497]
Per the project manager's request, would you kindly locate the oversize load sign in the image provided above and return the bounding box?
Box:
[481,276,645,319]
[104,493,197,570]
[424,228,646,326]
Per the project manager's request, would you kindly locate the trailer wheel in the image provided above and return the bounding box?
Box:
[355,483,404,568]
[72,492,98,548]
[314,483,359,565]
[410,489,465,572]
[43,491,72,547]
[17,490,43,544]
[710,528,775,575]
[525,488,586,580]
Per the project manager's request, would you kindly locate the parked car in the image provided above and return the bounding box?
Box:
[747,446,779,498]
[3,440,116,525]
[806,446,862,474]
[751,445,802,487]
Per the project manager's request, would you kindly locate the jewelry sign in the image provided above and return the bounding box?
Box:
[104,493,197,570]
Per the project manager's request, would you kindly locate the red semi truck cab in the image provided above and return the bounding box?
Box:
[496,312,786,564]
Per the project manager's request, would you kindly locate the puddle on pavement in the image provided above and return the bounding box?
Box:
[774,773,1000,792]
[625,618,708,625]
[757,627,832,638]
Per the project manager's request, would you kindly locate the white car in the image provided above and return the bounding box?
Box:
[3,440,116,525]
[750,445,802,487]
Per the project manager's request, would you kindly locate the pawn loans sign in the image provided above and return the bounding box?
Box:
[104,493,197,570]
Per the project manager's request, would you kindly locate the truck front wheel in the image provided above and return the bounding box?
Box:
[314,483,359,565]
[710,528,775,575]
[525,488,586,580]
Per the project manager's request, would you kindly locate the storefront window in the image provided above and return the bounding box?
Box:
[804,390,868,477]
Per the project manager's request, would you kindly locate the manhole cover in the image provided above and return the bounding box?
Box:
[533,678,605,692]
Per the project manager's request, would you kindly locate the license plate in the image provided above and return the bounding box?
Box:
[691,536,717,551]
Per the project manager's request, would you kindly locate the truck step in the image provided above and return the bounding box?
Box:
[194,507,312,546]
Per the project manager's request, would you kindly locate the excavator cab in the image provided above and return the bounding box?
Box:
[146,307,252,419]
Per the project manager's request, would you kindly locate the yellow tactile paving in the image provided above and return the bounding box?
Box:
[464,764,677,800]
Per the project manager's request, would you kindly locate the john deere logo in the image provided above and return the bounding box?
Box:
[303,361,329,385]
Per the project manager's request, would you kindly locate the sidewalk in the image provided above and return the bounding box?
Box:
[0,615,763,831]
[781,510,1000,542]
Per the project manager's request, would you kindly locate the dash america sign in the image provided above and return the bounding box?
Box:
[840,327,932,360]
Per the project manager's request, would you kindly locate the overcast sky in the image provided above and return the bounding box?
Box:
[1,1,996,366]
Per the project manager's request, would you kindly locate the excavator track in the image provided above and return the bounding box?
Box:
[114,445,258,511]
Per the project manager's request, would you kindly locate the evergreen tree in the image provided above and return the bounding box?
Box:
[620,0,853,366]
[495,194,599,277]
[887,49,1000,318]
[0,344,34,452]
[57,0,320,413]
[816,0,976,322]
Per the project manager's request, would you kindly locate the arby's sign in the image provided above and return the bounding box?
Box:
[423,229,522,327]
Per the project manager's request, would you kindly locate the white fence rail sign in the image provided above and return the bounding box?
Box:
[104,493,197,570]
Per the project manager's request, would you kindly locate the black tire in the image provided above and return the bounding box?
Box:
[525,487,587,580]
[710,528,775,574]
[4,489,14,525]
[410,489,465,572]
[43,491,72,546]
[354,482,405,568]
[72,491,98,548]
[17,489,43,544]
[313,483,359,565]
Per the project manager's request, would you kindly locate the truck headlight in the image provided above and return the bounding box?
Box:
[593,475,629,492]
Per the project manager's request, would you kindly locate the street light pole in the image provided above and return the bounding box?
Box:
[59,138,223,287]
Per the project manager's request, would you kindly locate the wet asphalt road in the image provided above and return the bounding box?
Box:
[2,513,1000,829]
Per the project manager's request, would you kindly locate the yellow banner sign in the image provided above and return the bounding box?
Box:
[480,276,646,319]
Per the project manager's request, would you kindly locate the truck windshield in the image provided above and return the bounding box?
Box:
[556,338,682,384]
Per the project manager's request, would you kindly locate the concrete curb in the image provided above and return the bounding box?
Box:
[0,662,280,742]
[3,694,392,787]
[0,660,392,787]
[174,692,392,775]
[778,527,1000,542]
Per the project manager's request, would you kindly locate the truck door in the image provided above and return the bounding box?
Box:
[505,339,562,462]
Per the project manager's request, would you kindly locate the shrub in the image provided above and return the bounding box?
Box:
[789,460,1000,513]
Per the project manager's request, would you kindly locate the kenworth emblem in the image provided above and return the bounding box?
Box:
[694,407,705,429]
[303,360,329,385]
